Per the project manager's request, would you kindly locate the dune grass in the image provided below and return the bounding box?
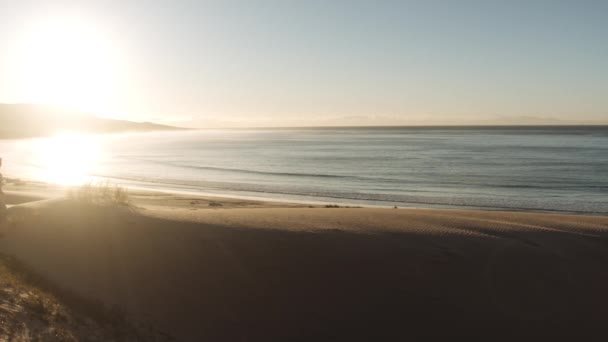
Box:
[68,181,130,207]
[0,254,170,341]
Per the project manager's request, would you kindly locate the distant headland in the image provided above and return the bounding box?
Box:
[0,103,184,139]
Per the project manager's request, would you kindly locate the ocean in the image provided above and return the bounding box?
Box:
[2,126,607,214]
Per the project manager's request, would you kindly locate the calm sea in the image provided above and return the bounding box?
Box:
[3,126,608,214]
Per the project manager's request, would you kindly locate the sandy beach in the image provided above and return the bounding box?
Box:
[2,1,607,340]
[1,181,608,340]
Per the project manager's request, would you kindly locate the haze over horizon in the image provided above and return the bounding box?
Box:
[1,1,607,128]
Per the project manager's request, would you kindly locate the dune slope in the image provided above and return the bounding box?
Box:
[1,200,608,340]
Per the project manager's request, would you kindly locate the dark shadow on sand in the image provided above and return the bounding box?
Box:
[2,202,608,340]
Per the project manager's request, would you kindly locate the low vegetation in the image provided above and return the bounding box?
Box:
[324,204,361,208]
[0,254,169,341]
[68,181,130,207]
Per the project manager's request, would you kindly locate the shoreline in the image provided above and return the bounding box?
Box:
[3,125,607,216]
[4,177,607,217]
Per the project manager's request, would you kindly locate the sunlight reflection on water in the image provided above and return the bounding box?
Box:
[27,132,103,185]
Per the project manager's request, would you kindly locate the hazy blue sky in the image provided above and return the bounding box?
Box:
[0,0,607,126]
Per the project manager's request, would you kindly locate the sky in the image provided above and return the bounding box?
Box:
[0,0,607,127]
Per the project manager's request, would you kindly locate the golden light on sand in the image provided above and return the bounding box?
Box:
[7,14,124,113]
[31,133,102,185]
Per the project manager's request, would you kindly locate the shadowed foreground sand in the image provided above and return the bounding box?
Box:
[1,191,608,340]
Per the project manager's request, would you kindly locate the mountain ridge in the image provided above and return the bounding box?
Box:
[0,104,183,139]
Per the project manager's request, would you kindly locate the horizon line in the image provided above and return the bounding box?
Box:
[187,124,608,130]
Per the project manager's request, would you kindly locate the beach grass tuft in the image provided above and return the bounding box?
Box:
[68,181,130,207]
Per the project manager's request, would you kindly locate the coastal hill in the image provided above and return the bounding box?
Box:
[0,103,182,139]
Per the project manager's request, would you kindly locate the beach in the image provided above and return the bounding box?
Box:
[2,1,607,340]
[1,181,607,340]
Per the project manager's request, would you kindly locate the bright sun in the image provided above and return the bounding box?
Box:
[9,15,124,113]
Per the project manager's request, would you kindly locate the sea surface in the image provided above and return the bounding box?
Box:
[2,126,608,214]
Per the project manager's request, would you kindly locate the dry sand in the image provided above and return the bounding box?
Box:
[1,182,608,340]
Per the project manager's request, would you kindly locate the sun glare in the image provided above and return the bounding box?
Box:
[30,133,103,186]
[8,14,125,113]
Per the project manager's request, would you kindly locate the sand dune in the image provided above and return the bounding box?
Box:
[1,190,608,340]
